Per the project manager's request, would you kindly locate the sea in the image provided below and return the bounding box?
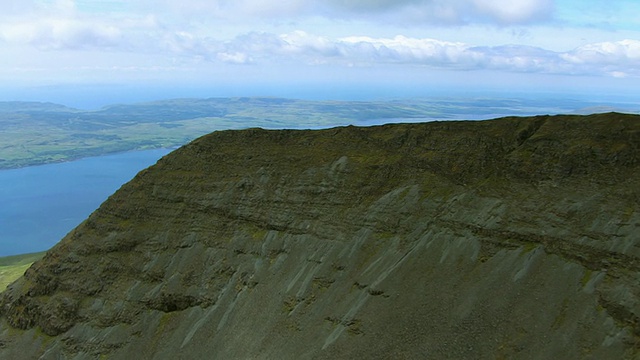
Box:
[0,148,172,256]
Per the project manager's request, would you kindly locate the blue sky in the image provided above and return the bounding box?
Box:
[1,0,639,107]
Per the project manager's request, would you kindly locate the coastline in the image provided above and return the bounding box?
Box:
[0,146,177,171]
[0,148,174,256]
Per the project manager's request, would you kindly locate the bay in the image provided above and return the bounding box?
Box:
[0,148,172,256]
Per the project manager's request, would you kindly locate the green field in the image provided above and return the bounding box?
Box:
[0,252,46,291]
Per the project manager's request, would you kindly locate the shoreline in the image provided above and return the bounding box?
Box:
[0,146,177,171]
[0,148,176,256]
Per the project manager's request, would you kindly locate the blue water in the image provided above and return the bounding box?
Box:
[0,149,172,256]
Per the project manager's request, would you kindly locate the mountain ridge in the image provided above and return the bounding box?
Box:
[2,93,637,170]
[0,113,639,359]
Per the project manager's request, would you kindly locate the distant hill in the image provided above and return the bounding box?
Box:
[0,113,638,359]
[2,97,637,169]
[0,97,436,169]
[0,101,77,113]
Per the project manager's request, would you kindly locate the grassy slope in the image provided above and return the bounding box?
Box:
[0,252,45,291]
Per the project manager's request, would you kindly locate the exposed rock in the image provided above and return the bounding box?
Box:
[0,113,639,359]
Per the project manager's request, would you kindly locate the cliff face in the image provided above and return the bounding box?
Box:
[1,113,639,359]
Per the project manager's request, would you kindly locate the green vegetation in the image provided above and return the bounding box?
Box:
[0,96,590,169]
[0,252,45,291]
[0,97,427,169]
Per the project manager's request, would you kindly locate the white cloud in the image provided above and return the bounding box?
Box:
[0,18,122,50]
[0,0,38,17]
[559,39,640,76]
[1,0,639,92]
[562,40,640,65]
[325,0,419,12]
[217,51,253,64]
[339,35,471,65]
[130,0,556,26]
[317,0,554,25]
[0,2,164,52]
[279,31,341,57]
[472,0,553,24]
[209,32,640,78]
[610,71,628,78]
[3,3,639,81]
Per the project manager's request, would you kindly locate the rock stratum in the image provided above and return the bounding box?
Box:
[1,113,639,359]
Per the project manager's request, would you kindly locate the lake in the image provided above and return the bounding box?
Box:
[0,148,172,256]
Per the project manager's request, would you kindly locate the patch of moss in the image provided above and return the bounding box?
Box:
[621,206,635,222]
[551,298,570,329]
[580,269,593,287]
[156,312,175,336]
[282,296,302,314]
[251,228,268,241]
[520,242,540,254]
[346,319,363,335]
[311,277,334,293]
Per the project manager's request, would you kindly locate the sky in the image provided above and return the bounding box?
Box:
[0,0,639,108]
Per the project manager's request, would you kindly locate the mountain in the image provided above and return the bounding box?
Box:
[0,113,639,359]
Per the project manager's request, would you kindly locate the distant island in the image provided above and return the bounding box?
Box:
[1,96,637,169]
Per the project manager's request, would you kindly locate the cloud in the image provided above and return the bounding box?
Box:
[133,0,555,26]
[319,0,555,25]
[0,0,38,17]
[562,40,640,65]
[325,0,419,12]
[0,2,163,52]
[279,31,342,57]
[1,1,638,83]
[210,32,640,78]
[472,0,554,24]
[137,0,313,21]
[338,35,471,66]
[3,3,638,81]
[217,51,253,64]
[0,1,129,50]
[0,18,122,50]
[560,39,640,77]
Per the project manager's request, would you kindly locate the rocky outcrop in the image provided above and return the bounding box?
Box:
[0,113,639,359]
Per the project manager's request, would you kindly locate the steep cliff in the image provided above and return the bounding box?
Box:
[1,113,639,359]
